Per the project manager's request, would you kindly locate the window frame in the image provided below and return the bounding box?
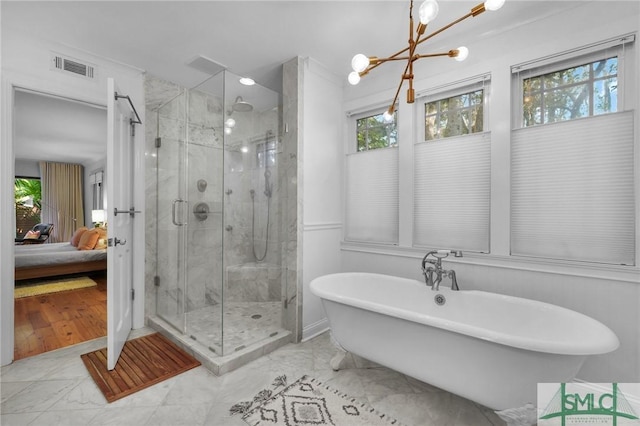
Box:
[510,39,636,266]
[412,75,492,253]
[352,107,398,153]
[513,44,629,129]
[417,77,490,143]
[344,104,400,245]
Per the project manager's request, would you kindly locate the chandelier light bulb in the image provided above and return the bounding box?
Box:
[419,0,439,24]
[454,46,469,62]
[225,118,236,128]
[351,54,370,73]
[348,71,361,85]
[382,110,395,123]
[484,0,505,11]
[224,126,232,135]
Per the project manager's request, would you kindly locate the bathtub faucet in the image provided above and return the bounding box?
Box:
[421,250,462,291]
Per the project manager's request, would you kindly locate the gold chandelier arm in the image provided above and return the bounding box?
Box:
[414,52,453,59]
[370,56,414,65]
[368,1,484,75]
[387,56,414,114]
[388,75,404,115]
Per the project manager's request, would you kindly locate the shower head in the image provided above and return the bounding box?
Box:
[232,96,253,112]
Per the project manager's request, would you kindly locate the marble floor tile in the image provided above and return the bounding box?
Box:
[0,328,506,426]
[145,403,211,425]
[1,379,79,414]
[0,382,30,404]
[28,409,101,426]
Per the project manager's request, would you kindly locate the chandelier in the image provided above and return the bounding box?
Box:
[348,0,505,122]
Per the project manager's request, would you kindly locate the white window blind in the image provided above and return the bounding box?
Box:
[511,111,635,265]
[345,148,398,243]
[414,132,491,251]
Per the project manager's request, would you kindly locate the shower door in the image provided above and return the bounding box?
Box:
[154,88,189,334]
[154,74,225,354]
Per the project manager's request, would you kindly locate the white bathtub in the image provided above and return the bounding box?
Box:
[310,272,619,411]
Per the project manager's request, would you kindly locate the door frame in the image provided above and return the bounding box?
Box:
[0,71,146,366]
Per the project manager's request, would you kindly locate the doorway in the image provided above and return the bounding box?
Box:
[12,89,108,359]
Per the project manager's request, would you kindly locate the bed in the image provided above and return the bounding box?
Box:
[14,242,107,281]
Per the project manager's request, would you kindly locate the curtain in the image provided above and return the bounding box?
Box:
[39,162,85,243]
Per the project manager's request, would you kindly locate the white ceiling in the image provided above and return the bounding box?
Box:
[3,1,581,164]
[2,1,580,92]
[13,90,107,166]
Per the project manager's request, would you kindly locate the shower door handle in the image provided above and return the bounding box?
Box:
[172,199,186,226]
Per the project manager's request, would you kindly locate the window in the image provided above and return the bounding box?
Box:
[512,38,635,265]
[89,171,103,210]
[256,140,276,168]
[15,177,42,238]
[345,107,399,244]
[425,89,483,140]
[522,57,618,126]
[356,110,397,151]
[414,78,491,252]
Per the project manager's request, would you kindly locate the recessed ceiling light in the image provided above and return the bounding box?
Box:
[239,77,255,86]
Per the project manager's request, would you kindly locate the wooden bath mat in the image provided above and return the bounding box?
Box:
[81,332,201,403]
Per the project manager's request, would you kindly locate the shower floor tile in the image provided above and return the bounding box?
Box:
[165,301,283,355]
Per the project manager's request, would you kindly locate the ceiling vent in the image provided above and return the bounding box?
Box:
[186,55,226,76]
[51,53,96,79]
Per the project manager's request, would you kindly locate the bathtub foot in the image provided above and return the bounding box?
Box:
[495,403,537,426]
[330,349,348,371]
[329,332,348,371]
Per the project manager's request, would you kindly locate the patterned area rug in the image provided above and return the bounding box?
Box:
[231,375,403,426]
[14,276,97,298]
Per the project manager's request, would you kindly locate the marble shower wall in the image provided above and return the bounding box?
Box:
[222,105,282,271]
[281,58,303,342]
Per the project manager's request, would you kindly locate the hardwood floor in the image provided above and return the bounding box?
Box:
[14,272,107,360]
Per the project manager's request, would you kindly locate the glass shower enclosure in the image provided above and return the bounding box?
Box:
[151,70,286,357]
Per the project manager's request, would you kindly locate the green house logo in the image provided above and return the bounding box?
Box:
[540,383,639,425]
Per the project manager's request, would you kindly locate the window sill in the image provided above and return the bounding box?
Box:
[340,241,639,284]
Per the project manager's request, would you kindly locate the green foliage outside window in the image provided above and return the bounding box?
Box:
[15,178,41,209]
[523,57,617,126]
[357,111,398,151]
[424,89,484,140]
[15,178,42,237]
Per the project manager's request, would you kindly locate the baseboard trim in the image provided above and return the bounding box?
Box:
[302,318,329,342]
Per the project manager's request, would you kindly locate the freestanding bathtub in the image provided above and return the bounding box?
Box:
[310,272,619,413]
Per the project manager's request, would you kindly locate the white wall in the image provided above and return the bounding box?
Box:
[338,1,640,383]
[0,28,146,366]
[14,159,39,178]
[300,58,344,340]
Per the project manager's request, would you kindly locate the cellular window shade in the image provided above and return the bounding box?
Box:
[345,148,399,243]
[414,133,491,251]
[511,111,635,265]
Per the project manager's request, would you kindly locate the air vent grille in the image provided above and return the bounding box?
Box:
[51,53,96,79]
